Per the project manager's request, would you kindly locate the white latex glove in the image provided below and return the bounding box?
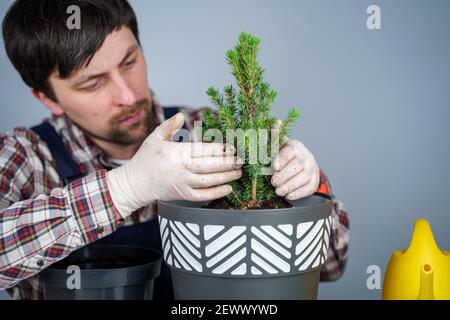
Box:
[106,112,243,219]
[270,120,320,200]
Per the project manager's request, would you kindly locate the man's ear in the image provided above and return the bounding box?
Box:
[31,88,64,116]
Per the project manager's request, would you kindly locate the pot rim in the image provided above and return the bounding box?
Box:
[43,245,162,273]
[158,194,331,214]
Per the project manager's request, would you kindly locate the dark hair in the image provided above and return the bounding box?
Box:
[2,0,140,101]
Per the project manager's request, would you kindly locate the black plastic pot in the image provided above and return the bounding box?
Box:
[157,194,332,300]
[39,245,162,300]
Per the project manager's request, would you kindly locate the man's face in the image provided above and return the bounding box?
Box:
[48,27,152,145]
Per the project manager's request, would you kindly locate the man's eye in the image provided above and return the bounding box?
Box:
[124,59,136,69]
[83,81,101,91]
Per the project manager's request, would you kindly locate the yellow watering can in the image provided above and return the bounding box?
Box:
[382,218,450,300]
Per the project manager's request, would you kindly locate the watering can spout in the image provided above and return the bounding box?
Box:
[417,264,435,300]
[407,219,440,256]
[382,218,450,300]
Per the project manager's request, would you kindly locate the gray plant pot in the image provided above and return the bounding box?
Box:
[39,245,162,300]
[157,195,332,300]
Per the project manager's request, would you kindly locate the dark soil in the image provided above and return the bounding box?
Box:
[203,197,293,210]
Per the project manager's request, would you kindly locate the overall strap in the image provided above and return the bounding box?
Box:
[31,122,84,185]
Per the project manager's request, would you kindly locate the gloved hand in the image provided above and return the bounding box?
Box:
[106,112,243,219]
[270,120,320,200]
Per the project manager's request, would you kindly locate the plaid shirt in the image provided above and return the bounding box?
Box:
[0,95,349,300]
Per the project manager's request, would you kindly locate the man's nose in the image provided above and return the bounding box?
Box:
[112,74,138,107]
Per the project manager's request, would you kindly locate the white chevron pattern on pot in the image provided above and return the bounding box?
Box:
[250,225,292,274]
[295,216,332,271]
[159,215,331,276]
[205,225,247,275]
[159,216,203,272]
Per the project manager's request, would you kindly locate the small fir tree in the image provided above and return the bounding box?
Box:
[201,32,300,209]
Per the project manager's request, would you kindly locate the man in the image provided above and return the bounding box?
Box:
[0,0,349,300]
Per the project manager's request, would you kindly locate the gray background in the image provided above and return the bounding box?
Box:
[1,0,449,300]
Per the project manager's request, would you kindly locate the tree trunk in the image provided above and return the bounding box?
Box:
[251,178,257,202]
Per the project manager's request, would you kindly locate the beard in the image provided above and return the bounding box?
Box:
[75,97,154,146]
[107,97,153,145]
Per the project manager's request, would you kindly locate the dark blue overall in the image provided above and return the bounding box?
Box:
[31,107,185,300]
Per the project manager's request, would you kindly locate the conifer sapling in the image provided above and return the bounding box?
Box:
[201,32,301,210]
